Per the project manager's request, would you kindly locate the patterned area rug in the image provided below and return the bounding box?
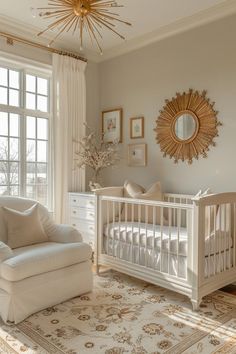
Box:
[0,271,236,354]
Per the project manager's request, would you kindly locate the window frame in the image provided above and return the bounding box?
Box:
[0,58,52,209]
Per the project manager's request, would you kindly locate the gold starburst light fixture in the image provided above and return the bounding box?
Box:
[37,0,132,53]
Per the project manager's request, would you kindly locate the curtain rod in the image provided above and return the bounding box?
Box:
[0,31,87,63]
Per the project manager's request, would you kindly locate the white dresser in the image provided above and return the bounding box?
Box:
[68,192,96,249]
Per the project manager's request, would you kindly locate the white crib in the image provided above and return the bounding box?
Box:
[94,187,236,310]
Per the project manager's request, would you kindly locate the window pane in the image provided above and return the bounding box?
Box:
[37,163,47,184]
[37,77,48,95]
[26,75,36,92]
[27,163,36,184]
[10,114,19,137]
[37,141,47,162]
[10,186,19,196]
[0,137,8,160]
[27,140,36,161]
[0,68,8,86]
[0,186,8,196]
[0,112,8,136]
[9,162,19,184]
[37,95,48,112]
[9,70,19,89]
[0,161,8,184]
[26,185,36,199]
[9,138,19,161]
[9,89,19,107]
[26,93,36,110]
[0,87,7,105]
[27,116,36,138]
[37,185,47,206]
[37,118,48,140]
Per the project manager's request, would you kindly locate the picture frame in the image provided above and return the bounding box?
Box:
[130,116,144,139]
[128,143,147,167]
[102,108,123,143]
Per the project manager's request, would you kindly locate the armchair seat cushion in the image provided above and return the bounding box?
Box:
[0,242,92,282]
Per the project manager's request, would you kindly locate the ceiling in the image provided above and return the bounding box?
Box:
[0,0,236,62]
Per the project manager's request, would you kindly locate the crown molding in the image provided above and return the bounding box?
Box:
[0,0,236,63]
[99,0,236,62]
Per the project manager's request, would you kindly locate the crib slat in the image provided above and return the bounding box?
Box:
[112,201,115,257]
[145,205,148,267]
[131,203,134,264]
[168,207,172,275]
[177,208,180,278]
[159,207,162,272]
[138,203,141,265]
[106,200,109,255]
[213,205,217,275]
[207,206,211,278]
[224,204,226,271]
[118,202,121,259]
[228,204,231,270]
[234,203,236,268]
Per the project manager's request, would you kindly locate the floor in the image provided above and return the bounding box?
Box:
[221,284,236,295]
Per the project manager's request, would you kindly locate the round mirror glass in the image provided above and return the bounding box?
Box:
[174,113,197,141]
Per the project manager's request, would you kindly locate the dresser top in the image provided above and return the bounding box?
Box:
[68,191,95,197]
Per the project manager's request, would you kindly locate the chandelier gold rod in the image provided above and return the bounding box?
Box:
[0,31,87,62]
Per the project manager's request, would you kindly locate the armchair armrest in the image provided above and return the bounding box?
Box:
[0,242,13,262]
[48,224,83,243]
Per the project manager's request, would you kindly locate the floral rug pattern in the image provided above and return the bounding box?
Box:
[0,270,236,354]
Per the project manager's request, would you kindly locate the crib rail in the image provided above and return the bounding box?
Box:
[97,195,194,281]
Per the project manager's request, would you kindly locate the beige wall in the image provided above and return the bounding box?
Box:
[99,14,236,194]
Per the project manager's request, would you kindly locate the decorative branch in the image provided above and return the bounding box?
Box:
[74,123,120,182]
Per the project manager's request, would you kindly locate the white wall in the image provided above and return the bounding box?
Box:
[99,14,236,194]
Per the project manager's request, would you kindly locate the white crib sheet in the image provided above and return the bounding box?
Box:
[103,222,232,257]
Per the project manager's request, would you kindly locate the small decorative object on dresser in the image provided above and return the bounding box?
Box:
[102,108,122,143]
[68,192,96,250]
[74,124,120,190]
[130,117,144,139]
[128,143,147,167]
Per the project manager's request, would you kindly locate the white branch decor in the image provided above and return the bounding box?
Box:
[74,124,120,190]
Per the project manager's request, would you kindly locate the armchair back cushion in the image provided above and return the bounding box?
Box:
[0,197,54,244]
[3,204,47,249]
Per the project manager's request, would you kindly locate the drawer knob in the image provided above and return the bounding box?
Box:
[73,211,77,214]
[73,199,77,203]
[72,224,76,227]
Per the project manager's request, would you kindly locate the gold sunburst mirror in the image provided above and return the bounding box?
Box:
[154,89,222,164]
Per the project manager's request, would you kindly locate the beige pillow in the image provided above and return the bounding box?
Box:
[3,204,48,249]
[123,180,145,198]
[121,181,166,224]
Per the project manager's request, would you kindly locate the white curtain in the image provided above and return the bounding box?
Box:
[52,53,87,223]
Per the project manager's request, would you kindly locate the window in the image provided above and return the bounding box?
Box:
[0,62,51,207]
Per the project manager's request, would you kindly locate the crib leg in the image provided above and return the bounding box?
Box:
[191,298,202,311]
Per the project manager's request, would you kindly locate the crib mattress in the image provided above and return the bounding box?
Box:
[103,222,232,257]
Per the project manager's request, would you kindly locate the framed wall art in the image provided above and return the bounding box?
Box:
[128,143,147,167]
[102,108,122,143]
[130,116,144,139]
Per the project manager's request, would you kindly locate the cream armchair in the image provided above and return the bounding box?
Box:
[0,196,93,324]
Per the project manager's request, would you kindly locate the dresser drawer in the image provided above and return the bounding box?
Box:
[71,219,95,235]
[70,195,95,209]
[70,207,95,221]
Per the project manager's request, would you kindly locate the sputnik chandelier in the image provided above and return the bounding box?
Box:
[37,0,131,53]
